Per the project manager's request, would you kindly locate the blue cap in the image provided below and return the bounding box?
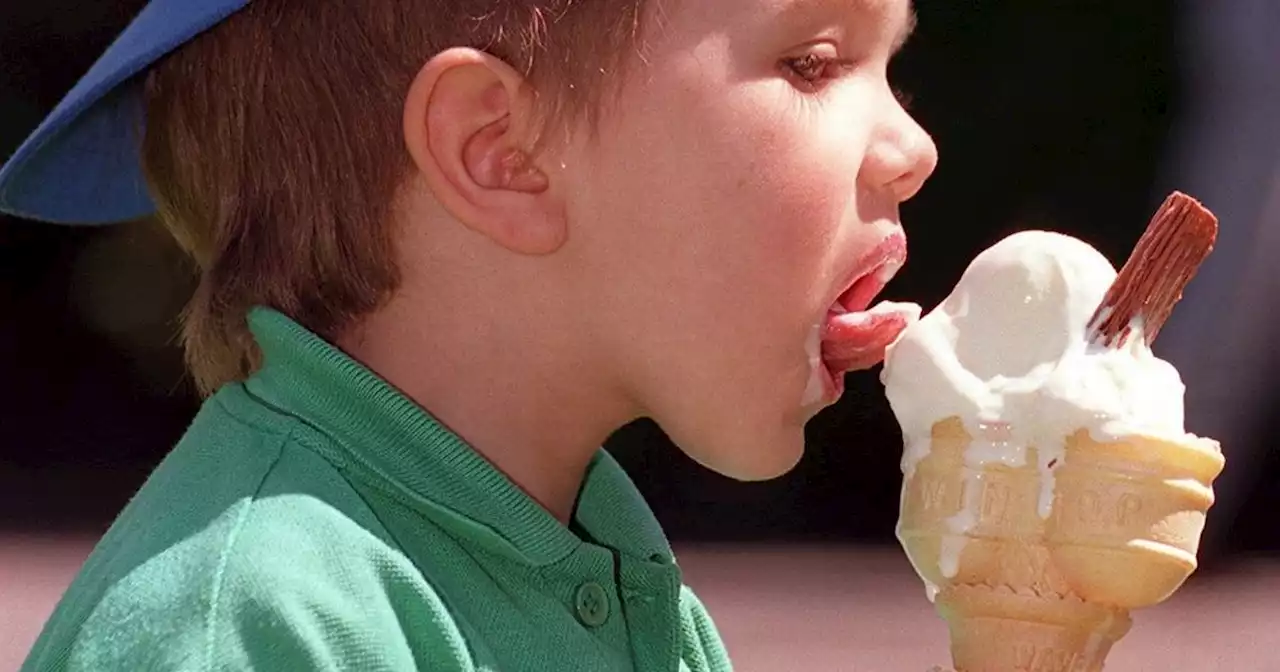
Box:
[0,0,249,225]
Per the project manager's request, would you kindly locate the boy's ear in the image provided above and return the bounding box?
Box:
[403,47,566,255]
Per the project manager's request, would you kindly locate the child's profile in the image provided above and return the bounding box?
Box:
[0,0,936,669]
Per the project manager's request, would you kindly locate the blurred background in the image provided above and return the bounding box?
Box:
[2,1,1278,669]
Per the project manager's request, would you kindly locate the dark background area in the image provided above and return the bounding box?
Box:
[2,1,1274,571]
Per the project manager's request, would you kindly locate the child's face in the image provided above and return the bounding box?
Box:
[564,0,936,479]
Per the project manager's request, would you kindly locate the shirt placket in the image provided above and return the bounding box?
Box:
[557,544,635,670]
[618,554,684,672]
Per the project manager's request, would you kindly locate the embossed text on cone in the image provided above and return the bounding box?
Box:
[898,418,1223,671]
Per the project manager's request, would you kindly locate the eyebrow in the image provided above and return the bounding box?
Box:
[777,0,918,53]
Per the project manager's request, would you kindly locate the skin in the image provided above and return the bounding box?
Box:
[342,0,937,522]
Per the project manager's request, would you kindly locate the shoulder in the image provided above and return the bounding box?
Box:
[204,494,474,671]
[34,395,471,671]
[49,481,473,671]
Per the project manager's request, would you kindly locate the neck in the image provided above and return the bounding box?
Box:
[338,268,635,524]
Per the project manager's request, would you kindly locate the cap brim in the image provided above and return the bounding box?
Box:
[0,0,249,225]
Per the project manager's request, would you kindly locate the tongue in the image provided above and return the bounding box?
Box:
[822,300,922,373]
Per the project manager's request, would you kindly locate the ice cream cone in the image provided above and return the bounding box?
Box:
[898,416,1223,671]
[935,584,1130,672]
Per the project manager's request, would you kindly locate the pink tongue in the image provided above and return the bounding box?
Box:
[821,309,910,374]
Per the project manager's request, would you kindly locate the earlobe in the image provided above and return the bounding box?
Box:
[402,47,565,255]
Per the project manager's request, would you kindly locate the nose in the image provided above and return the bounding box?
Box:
[861,92,938,202]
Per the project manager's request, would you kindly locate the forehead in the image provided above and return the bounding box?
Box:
[649,0,916,52]
[658,0,912,31]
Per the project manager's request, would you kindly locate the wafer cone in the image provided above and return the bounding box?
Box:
[898,417,1223,671]
[934,584,1130,671]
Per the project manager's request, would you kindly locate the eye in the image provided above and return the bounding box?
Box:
[781,51,853,89]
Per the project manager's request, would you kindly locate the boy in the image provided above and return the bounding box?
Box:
[1,0,936,669]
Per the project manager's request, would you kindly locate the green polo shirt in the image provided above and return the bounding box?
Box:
[21,308,733,672]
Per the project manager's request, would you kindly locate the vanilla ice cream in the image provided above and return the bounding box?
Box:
[880,230,1216,585]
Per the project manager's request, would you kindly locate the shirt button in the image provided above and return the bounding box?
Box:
[574,581,610,628]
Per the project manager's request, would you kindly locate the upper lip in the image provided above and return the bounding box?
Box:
[830,230,908,314]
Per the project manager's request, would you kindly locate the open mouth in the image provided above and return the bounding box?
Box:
[805,232,910,406]
[829,233,909,317]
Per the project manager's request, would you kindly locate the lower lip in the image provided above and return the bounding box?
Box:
[801,350,845,412]
[818,357,844,404]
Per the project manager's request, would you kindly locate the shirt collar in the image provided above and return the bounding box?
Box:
[240,307,672,567]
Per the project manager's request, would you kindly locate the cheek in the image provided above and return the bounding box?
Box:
[716,120,869,321]
[580,80,867,350]
[748,143,859,262]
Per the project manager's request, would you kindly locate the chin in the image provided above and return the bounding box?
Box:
[649,365,813,481]
[673,423,807,482]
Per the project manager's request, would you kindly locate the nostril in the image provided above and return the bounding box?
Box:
[892,135,938,202]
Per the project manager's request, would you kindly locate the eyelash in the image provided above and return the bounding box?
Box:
[781,53,854,89]
[781,54,915,108]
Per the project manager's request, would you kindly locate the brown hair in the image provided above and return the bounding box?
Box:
[141,0,650,396]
